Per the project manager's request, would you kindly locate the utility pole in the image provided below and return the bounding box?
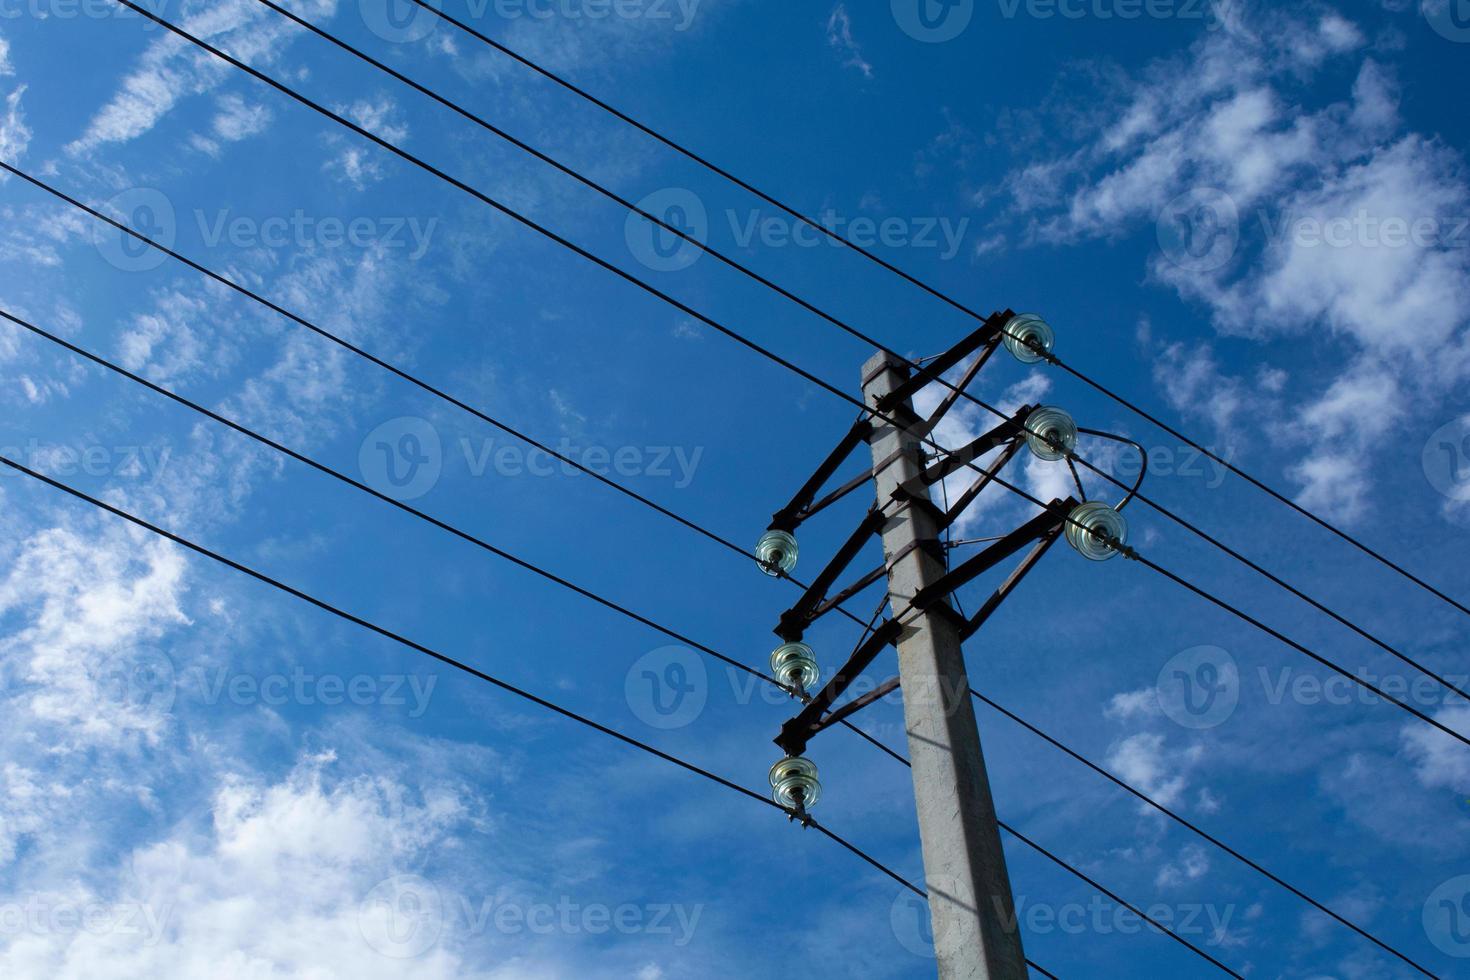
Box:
[861,349,1027,980]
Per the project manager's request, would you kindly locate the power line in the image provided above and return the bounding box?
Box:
[0,449,971,953]
[401,0,1469,621]
[102,0,1470,750]
[5,303,1178,975]
[969,690,1435,978]
[999,820,1243,978]
[45,9,1458,963]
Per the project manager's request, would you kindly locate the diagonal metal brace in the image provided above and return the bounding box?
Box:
[910,500,1076,613]
[769,417,873,532]
[893,405,1032,505]
[776,508,888,640]
[806,675,901,737]
[874,309,1014,413]
[959,530,1062,642]
[776,618,904,757]
[914,333,1005,440]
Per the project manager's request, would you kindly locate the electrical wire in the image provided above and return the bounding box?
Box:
[0,448,962,945]
[245,0,1463,707]
[106,0,1470,736]
[970,690,1435,977]
[400,0,1469,621]
[2,303,1159,976]
[25,11,1446,969]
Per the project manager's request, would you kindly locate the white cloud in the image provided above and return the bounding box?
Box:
[826,4,872,79]
[210,92,272,142]
[0,85,31,164]
[0,34,13,76]
[66,0,336,155]
[0,753,483,979]
[1155,843,1210,889]
[322,98,409,189]
[986,7,1470,523]
[0,522,190,750]
[1103,732,1201,809]
[1401,703,1470,790]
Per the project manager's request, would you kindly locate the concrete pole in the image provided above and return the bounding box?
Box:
[862,350,1027,980]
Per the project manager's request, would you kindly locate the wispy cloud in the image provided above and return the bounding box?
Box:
[826,4,873,79]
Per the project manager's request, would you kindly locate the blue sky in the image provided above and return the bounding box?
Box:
[0,0,1468,976]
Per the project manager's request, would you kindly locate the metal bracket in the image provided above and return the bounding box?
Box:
[874,309,1014,414]
[893,406,1031,505]
[911,500,1076,612]
[776,508,888,640]
[775,618,903,757]
[769,417,874,533]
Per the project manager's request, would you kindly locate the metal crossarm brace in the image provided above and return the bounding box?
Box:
[944,438,1025,529]
[959,530,1062,642]
[805,675,901,737]
[874,309,1014,413]
[811,561,887,620]
[768,417,874,532]
[910,500,1076,613]
[775,618,904,757]
[916,333,1005,440]
[893,406,1032,506]
[776,508,888,641]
